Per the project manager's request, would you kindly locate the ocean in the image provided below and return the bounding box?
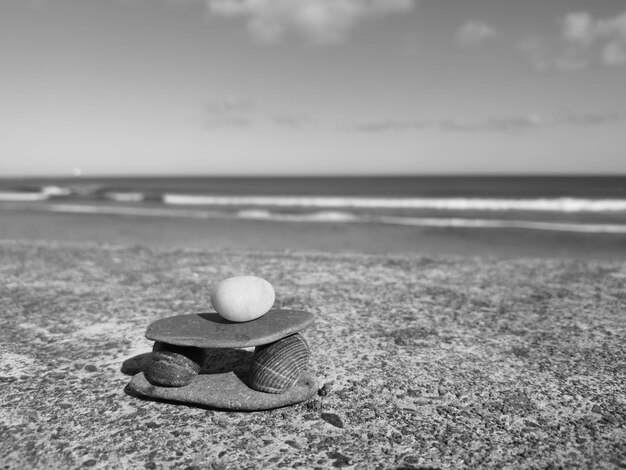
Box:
[1,176,626,234]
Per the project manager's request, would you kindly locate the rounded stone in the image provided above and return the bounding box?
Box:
[211,276,275,322]
[146,342,204,387]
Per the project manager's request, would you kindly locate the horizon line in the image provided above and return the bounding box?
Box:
[2,173,626,180]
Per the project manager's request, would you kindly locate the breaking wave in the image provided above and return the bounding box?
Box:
[3,183,626,213]
[163,194,626,213]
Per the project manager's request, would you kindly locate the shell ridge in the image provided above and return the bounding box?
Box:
[248,332,311,394]
[251,361,300,382]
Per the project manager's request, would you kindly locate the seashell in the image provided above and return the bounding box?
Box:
[146,342,204,387]
[211,276,275,323]
[249,333,310,394]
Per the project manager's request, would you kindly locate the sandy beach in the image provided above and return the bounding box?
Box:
[1,240,625,469]
[2,183,625,469]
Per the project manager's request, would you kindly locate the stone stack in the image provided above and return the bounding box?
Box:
[126,276,318,411]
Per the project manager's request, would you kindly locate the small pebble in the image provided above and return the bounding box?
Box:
[321,413,344,428]
[327,451,352,468]
[318,383,331,397]
[211,276,275,322]
[146,342,203,387]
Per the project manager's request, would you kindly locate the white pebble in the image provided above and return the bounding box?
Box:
[210,276,275,322]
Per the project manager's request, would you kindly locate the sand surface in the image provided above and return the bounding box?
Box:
[1,241,625,469]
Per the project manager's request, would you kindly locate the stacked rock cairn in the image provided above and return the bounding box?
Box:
[145,276,311,395]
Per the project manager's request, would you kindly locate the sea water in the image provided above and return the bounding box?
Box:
[1,176,626,233]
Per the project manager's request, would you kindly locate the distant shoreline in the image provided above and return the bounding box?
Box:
[2,208,625,261]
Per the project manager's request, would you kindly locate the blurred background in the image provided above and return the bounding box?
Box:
[1,0,625,259]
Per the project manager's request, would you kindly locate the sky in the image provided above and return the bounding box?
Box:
[1,0,625,176]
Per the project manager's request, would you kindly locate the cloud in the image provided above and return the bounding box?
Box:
[518,37,590,71]
[561,10,626,66]
[561,12,595,45]
[522,10,626,70]
[272,114,313,129]
[352,115,545,133]
[206,0,416,45]
[456,20,497,46]
[203,100,317,130]
[604,40,626,65]
[204,98,255,129]
[562,111,624,126]
[440,115,545,132]
[351,120,428,133]
[352,112,623,133]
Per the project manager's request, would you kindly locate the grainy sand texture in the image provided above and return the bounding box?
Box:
[1,241,625,469]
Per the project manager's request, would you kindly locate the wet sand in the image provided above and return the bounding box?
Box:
[1,209,626,260]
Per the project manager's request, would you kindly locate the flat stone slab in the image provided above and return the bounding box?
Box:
[145,310,314,348]
[127,371,318,411]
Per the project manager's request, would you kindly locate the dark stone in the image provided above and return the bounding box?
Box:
[127,370,318,411]
[146,342,203,387]
[121,353,152,376]
[145,310,314,348]
[285,440,301,449]
[318,383,331,397]
[321,413,344,428]
[327,452,352,467]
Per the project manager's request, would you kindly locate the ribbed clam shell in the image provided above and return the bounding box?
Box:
[146,342,203,387]
[249,333,310,394]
